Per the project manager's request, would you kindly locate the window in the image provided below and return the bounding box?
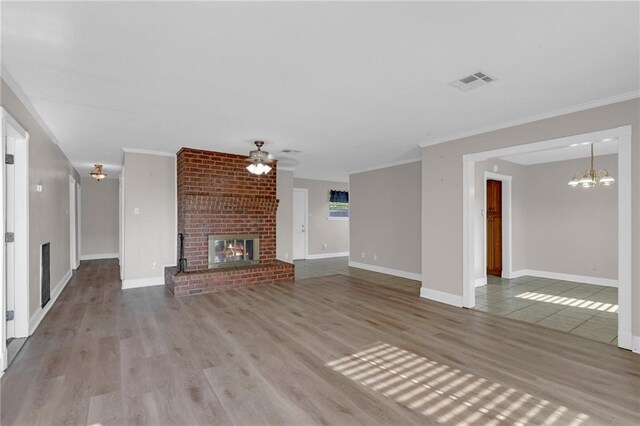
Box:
[329,190,349,219]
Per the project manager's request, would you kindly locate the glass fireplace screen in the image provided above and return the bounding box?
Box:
[208,234,260,268]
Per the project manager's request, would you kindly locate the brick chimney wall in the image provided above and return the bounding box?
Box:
[177,148,278,271]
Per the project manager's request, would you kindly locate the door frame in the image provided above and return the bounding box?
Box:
[292,187,308,260]
[0,108,30,372]
[69,175,77,271]
[76,182,81,269]
[463,125,633,351]
[483,172,512,282]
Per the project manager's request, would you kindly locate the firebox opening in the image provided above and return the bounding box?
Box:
[208,234,260,269]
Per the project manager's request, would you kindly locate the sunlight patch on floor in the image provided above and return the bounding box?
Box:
[327,343,589,425]
[515,292,618,312]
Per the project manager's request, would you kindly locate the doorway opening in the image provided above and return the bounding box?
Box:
[486,179,502,277]
[463,126,632,350]
[1,109,29,371]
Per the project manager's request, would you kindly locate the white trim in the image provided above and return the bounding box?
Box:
[80,253,119,261]
[462,125,633,351]
[76,183,81,269]
[616,125,633,350]
[419,287,463,307]
[122,275,164,289]
[1,65,62,146]
[292,188,308,260]
[474,277,487,287]
[122,147,176,157]
[348,260,422,281]
[513,269,618,288]
[173,155,178,274]
[12,125,29,338]
[1,110,31,371]
[349,158,422,175]
[278,166,295,172]
[420,92,640,147]
[119,169,125,279]
[632,335,640,355]
[29,269,72,335]
[69,175,77,271]
[306,251,349,260]
[506,269,528,279]
[327,216,349,221]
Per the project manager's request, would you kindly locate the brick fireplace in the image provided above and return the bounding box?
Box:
[164,148,294,296]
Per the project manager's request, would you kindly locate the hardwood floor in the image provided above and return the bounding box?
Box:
[1,259,639,425]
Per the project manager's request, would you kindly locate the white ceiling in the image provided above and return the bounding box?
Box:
[2,1,639,182]
[500,138,618,166]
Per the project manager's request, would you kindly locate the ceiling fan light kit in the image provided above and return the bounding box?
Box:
[246,141,273,175]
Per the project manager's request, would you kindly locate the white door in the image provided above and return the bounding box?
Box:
[69,176,77,271]
[5,135,15,339]
[292,188,307,260]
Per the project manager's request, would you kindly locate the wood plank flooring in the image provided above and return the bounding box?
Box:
[1,259,639,425]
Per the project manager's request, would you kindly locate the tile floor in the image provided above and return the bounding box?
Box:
[475,275,618,345]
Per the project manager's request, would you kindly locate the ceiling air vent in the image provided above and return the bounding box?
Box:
[280,149,301,154]
[449,71,497,92]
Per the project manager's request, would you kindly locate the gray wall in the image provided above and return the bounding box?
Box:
[350,161,422,274]
[81,176,119,258]
[524,155,618,280]
[1,79,81,318]
[421,98,639,335]
[293,178,349,256]
[122,152,176,285]
[276,169,293,262]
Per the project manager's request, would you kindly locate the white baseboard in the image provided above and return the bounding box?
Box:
[632,335,640,355]
[122,275,164,290]
[419,287,463,307]
[474,277,487,287]
[513,269,617,287]
[29,269,72,335]
[306,252,349,260]
[80,252,118,261]
[348,260,422,281]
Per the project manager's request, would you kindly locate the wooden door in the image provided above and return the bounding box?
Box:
[486,179,502,277]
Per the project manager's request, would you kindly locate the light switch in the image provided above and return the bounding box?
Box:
[134,207,140,215]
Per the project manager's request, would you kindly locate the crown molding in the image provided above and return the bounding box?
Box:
[349,157,421,175]
[122,147,176,157]
[1,64,61,146]
[419,91,640,148]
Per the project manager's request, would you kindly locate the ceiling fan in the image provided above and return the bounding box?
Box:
[245,141,274,175]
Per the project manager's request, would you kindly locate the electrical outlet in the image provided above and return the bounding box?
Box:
[284,253,289,259]
[151,261,157,270]
[373,255,377,261]
[361,252,365,258]
[322,243,327,250]
[134,207,140,215]
[592,262,598,271]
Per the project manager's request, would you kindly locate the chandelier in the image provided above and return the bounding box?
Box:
[245,141,273,175]
[90,164,107,181]
[568,143,615,188]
